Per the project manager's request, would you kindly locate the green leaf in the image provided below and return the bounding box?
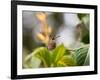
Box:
[74,45,89,66]
[51,44,66,65]
[35,47,51,67]
[57,54,76,67]
[24,47,49,68]
[84,49,90,65]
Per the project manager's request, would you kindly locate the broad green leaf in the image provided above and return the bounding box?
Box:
[34,47,51,67]
[74,45,89,66]
[57,54,77,67]
[24,47,49,68]
[24,47,47,62]
[51,44,66,65]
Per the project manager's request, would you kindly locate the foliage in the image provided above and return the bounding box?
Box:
[74,45,89,66]
[24,44,89,68]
